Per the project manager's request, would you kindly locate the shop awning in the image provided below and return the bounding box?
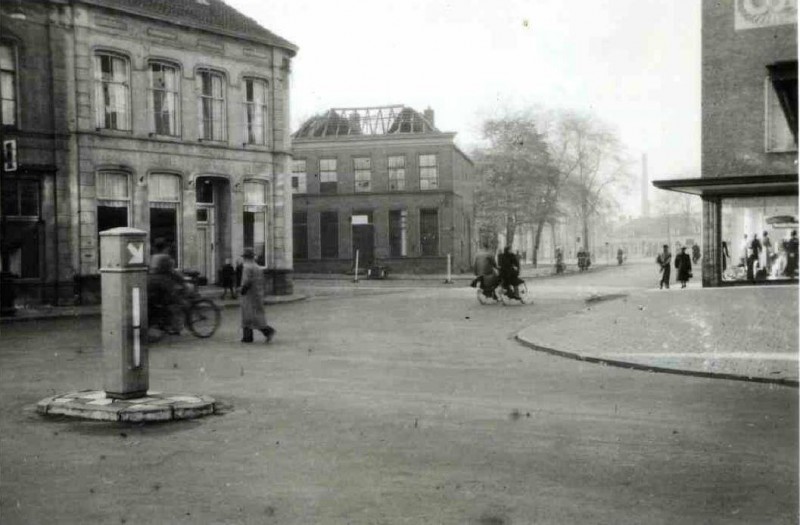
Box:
[652,174,798,196]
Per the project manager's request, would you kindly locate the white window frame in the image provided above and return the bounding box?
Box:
[354,157,371,193]
[244,77,268,145]
[148,61,181,137]
[197,69,227,141]
[320,158,338,193]
[0,42,18,127]
[388,155,405,191]
[94,52,131,131]
[291,159,307,194]
[419,154,438,190]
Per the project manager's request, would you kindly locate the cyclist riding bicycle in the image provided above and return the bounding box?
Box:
[148,238,186,333]
[497,245,522,300]
[471,243,499,299]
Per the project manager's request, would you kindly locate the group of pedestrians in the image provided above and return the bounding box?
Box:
[148,239,276,344]
[656,244,694,289]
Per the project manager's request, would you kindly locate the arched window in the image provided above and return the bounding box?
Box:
[96,171,130,267]
[197,69,226,141]
[243,180,268,264]
[94,52,130,130]
[243,77,268,145]
[148,61,181,136]
[149,173,182,264]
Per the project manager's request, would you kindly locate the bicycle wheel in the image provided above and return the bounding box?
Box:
[477,287,493,304]
[518,282,528,304]
[187,299,221,338]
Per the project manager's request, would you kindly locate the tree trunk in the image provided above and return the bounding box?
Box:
[550,222,557,262]
[532,219,546,269]
[505,214,516,249]
[581,202,590,252]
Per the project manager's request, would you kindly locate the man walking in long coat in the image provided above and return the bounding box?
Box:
[675,246,692,288]
[239,248,275,343]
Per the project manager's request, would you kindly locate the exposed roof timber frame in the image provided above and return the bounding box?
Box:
[293,105,438,138]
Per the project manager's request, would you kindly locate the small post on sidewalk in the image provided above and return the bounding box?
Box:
[353,249,360,283]
[445,253,453,284]
[100,227,149,399]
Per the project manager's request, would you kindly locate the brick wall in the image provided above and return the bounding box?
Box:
[702,1,797,178]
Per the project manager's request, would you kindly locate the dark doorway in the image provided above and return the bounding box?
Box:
[352,212,374,267]
[150,207,178,260]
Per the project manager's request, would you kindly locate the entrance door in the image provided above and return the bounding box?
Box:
[196,206,215,281]
[351,213,374,267]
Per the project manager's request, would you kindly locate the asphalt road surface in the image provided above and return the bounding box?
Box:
[0,262,796,524]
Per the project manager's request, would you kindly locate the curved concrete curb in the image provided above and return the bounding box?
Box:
[515,335,799,388]
[36,390,216,422]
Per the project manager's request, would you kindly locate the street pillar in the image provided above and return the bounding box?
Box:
[99,227,149,399]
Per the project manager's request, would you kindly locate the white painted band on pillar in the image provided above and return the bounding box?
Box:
[132,287,141,368]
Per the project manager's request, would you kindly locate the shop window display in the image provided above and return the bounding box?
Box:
[721,195,798,282]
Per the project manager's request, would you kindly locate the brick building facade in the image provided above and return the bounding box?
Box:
[1,0,296,306]
[291,106,476,274]
[654,0,797,286]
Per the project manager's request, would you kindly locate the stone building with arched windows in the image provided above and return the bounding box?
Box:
[0,0,296,307]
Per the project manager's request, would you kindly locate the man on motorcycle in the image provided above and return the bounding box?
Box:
[498,245,522,300]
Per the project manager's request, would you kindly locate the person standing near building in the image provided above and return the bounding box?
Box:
[675,246,692,288]
[220,258,236,299]
[239,248,275,343]
[235,258,244,288]
[656,244,672,289]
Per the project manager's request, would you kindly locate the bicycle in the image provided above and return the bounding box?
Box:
[475,274,528,305]
[147,275,221,343]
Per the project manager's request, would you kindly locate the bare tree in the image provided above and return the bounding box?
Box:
[473,113,554,249]
[549,111,631,253]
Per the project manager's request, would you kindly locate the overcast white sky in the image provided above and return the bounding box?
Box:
[226,0,702,214]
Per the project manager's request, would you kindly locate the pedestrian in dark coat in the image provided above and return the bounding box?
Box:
[220,258,236,299]
[239,248,275,343]
[675,246,692,288]
[656,244,671,289]
[235,258,244,288]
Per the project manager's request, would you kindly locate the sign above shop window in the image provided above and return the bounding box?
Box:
[735,0,797,31]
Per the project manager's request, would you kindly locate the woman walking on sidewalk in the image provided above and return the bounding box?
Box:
[675,246,692,288]
[239,248,276,343]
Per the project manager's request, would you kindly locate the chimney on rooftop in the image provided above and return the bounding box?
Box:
[423,107,435,127]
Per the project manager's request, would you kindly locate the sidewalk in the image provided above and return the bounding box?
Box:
[0,288,306,324]
[294,262,586,282]
[516,284,799,386]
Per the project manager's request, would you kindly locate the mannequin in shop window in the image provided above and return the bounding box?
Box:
[786,230,798,278]
[747,233,762,281]
[762,231,773,276]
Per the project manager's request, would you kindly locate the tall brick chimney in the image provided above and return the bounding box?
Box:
[423,107,435,127]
